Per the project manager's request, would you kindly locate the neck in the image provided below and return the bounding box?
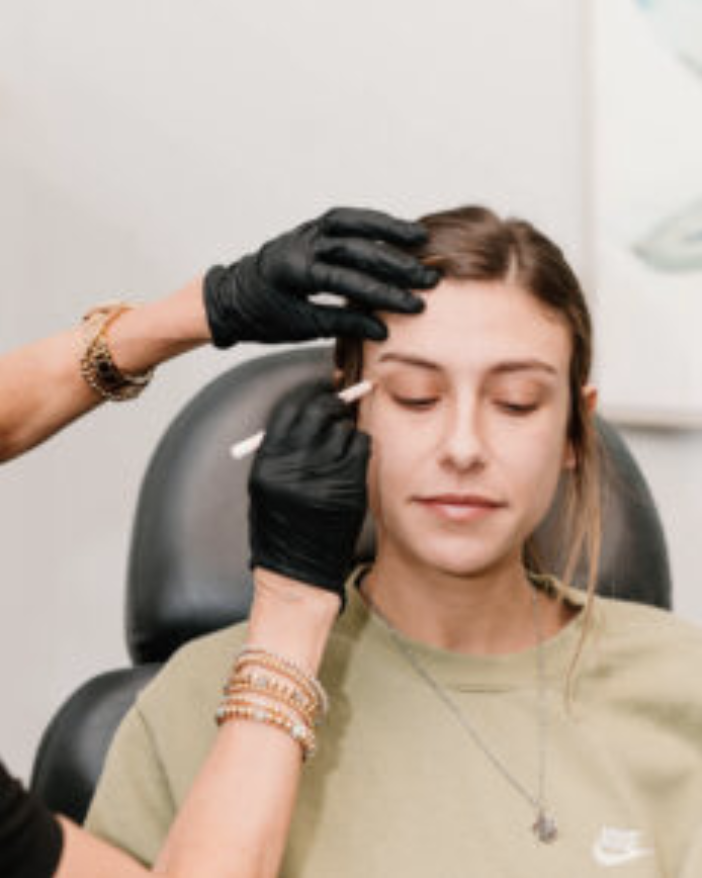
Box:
[360,545,568,655]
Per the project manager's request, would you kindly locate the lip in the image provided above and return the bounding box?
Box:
[414,493,505,522]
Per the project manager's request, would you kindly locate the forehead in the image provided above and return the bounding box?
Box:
[363,278,572,377]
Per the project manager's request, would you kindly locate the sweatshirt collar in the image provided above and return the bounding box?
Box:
[338,564,593,692]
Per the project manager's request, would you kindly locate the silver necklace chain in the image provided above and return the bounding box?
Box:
[364,582,559,844]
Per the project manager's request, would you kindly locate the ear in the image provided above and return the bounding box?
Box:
[563,384,598,470]
[583,384,598,415]
[332,368,345,392]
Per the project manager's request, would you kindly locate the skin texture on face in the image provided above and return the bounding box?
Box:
[358,278,576,588]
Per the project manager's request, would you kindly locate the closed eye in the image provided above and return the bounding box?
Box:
[392,395,439,410]
[496,401,539,415]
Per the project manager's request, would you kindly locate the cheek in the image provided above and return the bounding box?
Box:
[359,391,443,455]
[497,418,570,521]
[359,398,427,511]
[358,391,420,446]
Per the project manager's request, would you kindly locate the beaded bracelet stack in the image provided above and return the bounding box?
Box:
[215,647,328,762]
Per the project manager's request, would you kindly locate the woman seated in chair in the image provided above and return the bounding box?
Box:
[85,206,702,878]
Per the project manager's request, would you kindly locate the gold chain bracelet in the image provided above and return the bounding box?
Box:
[80,303,154,401]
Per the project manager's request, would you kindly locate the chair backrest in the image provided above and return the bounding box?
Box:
[31,345,672,821]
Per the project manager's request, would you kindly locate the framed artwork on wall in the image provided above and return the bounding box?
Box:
[591,0,702,429]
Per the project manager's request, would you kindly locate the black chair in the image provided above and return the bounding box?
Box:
[30,346,672,822]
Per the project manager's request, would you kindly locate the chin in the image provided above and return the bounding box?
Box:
[419,551,504,579]
[392,529,515,580]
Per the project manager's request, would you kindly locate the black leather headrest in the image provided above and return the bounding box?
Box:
[30,665,160,822]
[534,419,671,606]
[127,346,671,665]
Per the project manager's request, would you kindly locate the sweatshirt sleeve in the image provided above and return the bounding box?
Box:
[84,705,175,867]
[0,761,64,878]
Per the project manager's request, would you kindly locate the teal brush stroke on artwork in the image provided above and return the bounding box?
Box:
[635,0,702,76]
[634,199,702,272]
[631,0,702,272]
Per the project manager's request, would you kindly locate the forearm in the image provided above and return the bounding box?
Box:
[154,570,339,878]
[0,327,98,461]
[56,817,148,878]
[0,278,210,462]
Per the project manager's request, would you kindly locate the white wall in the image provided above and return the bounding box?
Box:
[0,0,699,781]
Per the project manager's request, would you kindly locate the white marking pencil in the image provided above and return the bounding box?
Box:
[230,379,374,460]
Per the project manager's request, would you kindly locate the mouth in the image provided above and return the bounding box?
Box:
[414,493,506,522]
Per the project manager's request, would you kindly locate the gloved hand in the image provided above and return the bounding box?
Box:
[248,382,370,606]
[204,207,438,347]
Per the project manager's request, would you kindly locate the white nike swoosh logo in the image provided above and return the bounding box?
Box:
[592,827,654,868]
[593,843,654,867]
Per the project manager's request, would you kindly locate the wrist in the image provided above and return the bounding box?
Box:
[203,264,242,348]
[247,568,340,673]
[107,277,211,372]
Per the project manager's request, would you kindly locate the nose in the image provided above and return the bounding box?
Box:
[437,401,487,473]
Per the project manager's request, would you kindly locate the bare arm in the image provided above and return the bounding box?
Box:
[0,278,210,463]
[153,380,360,877]
[150,381,371,877]
[0,208,434,465]
[154,570,339,878]
[55,817,150,878]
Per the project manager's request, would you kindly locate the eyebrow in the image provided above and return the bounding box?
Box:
[377,353,441,371]
[490,359,558,377]
[377,352,558,376]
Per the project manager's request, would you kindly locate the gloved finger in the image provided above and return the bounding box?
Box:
[263,380,334,448]
[320,207,428,247]
[291,390,350,447]
[315,235,439,289]
[309,263,424,314]
[315,417,358,462]
[300,301,388,341]
[346,429,372,468]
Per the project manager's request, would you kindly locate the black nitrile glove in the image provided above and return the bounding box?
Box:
[248,382,370,606]
[204,207,439,347]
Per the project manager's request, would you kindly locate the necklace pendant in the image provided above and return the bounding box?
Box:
[533,811,558,844]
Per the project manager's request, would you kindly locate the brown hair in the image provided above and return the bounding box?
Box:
[335,205,601,699]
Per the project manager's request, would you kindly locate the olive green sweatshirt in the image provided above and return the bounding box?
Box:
[86,569,702,877]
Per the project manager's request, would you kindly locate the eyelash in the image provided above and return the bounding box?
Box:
[392,396,438,410]
[497,402,539,416]
[391,396,539,415]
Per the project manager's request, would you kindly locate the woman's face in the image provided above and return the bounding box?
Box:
[358,277,581,579]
